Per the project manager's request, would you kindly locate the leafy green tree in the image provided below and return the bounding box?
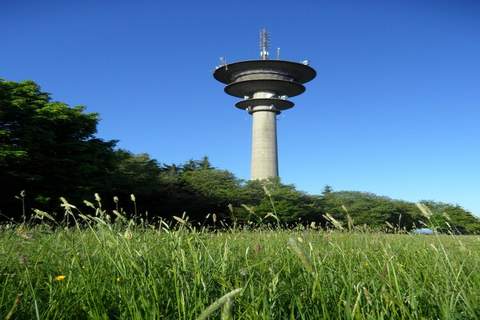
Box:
[111,151,163,195]
[105,150,166,216]
[180,161,242,219]
[322,191,420,230]
[0,79,117,217]
[322,185,333,195]
[2,78,478,233]
[419,201,480,234]
[240,179,324,225]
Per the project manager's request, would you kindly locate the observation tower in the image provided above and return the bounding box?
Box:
[213,29,316,180]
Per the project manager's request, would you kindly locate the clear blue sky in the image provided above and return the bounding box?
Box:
[2,0,479,215]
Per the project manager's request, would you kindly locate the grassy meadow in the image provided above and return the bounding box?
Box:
[1,209,480,320]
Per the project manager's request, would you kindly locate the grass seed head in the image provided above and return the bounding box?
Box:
[416,203,433,219]
[288,237,315,274]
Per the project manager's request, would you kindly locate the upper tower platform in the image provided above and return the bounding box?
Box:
[213,29,316,113]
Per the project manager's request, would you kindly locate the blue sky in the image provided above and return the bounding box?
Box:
[2,0,479,215]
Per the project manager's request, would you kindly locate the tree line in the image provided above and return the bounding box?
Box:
[1,78,479,233]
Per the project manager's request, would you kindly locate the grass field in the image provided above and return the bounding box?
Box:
[1,214,479,320]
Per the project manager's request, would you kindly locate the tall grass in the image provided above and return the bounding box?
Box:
[1,200,479,319]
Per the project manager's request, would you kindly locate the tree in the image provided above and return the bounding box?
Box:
[322,185,333,195]
[240,179,324,225]
[321,191,420,230]
[180,164,242,219]
[2,78,478,233]
[419,201,480,234]
[0,79,117,217]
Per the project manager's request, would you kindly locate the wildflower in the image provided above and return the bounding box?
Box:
[54,275,66,281]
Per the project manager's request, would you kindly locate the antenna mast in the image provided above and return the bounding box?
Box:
[259,28,270,60]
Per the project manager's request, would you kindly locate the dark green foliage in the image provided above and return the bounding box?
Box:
[0,79,118,214]
[1,78,479,233]
[322,191,420,230]
[238,179,324,225]
[419,201,480,234]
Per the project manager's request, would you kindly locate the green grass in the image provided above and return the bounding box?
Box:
[1,220,480,320]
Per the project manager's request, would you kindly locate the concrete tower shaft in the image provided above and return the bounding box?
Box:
[250,91,278,180]
[213,31,316,180]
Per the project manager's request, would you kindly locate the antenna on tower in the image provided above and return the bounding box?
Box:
[219,57,228,70]
[259,28,270,60]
